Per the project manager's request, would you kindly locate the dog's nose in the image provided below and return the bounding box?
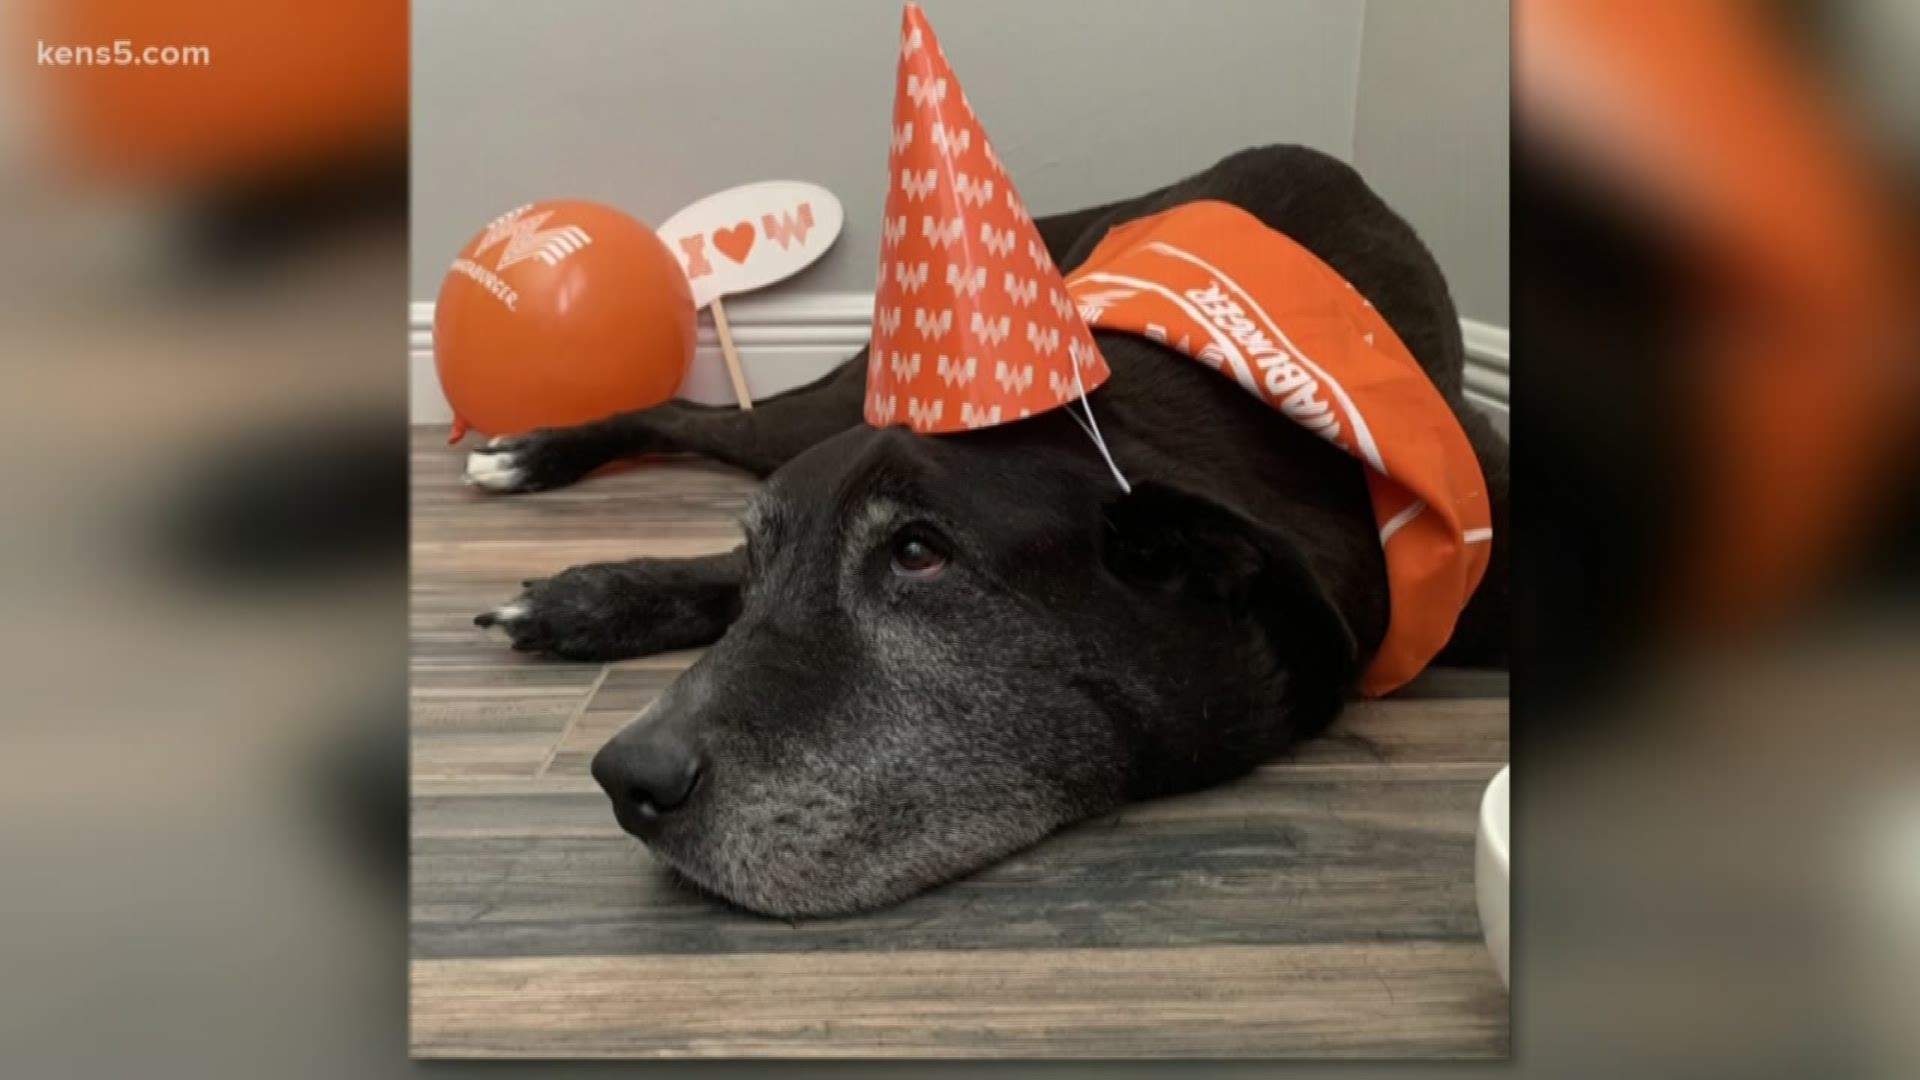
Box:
[591,722,703,813]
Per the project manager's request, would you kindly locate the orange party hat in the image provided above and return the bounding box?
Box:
[865,3,1111,434]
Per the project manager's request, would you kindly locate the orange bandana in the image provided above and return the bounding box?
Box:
[1065,201,1493,695]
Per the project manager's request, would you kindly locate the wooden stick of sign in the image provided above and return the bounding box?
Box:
[657,181,844,413]
[707,297,754,411]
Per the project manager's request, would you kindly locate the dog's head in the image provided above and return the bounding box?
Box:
[592,419,1356,917]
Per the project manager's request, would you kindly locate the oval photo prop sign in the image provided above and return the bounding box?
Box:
[658,180,844,308]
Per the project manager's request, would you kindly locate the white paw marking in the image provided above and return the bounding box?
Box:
[465,450,525,491]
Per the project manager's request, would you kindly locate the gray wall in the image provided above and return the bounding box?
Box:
[414,0,1507,326]
[1353,0,1510,325]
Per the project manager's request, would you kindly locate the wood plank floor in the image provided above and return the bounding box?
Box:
[409,426,1510,1058]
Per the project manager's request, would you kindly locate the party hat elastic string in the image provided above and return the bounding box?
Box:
[1065,357,1130,493]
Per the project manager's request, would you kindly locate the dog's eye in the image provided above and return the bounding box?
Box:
[889,530,947,579]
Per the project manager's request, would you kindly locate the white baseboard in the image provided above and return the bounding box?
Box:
[410,293,1510,430]
[1459,318,1509,431]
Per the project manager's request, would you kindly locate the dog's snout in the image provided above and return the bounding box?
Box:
[591,718,704,814]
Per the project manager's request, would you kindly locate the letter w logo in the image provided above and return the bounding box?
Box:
[760,202,815,249]
[913,306,953,342]
[893,260,930,294]
[1048,369,1081,402]
[946,265,986,299]
[907,397,945,429]
[1072,286,1135,324]
[922,215,964,249]
[993,360,1034,394]
[1070,338,1101,371]
[980,222,1015,258]
[1025,321,1060,357]
[961,402,1001,429]
[970,312,1011,346]
[937,354,977,387]
[1002,272,1037,307]
[930,122,971,159]
[473,207,593,271]
[954,173,995,208]
[899,168,938,201]
[906,74,948,109]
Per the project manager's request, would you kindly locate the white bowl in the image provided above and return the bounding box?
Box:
[1475,765,1511,988]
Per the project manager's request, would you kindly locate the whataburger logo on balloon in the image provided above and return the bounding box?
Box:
[445,203,599,313]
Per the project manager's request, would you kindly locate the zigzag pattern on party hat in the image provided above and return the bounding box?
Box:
[865,3,1111,435]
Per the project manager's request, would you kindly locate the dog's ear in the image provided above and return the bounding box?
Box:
[1101,481,1357,729]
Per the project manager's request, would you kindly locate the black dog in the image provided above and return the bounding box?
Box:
[468,145,1509,917]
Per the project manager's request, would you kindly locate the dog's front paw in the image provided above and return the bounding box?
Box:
[463,429,607,494]
[475,570,635,660]
[463,436,533,493]
[476,559,738,661]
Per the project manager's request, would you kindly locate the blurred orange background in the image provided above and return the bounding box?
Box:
[30,0,405,185]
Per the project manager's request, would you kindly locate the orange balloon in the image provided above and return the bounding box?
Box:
[434,200,696,441]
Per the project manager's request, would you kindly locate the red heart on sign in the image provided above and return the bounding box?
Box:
[712,222,756,264]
